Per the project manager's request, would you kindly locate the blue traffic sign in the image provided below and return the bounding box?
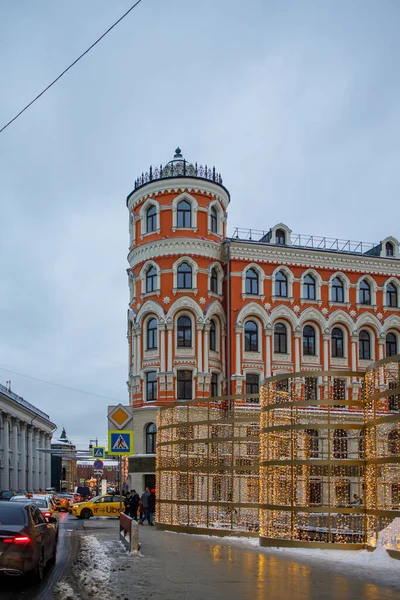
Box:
[94,459,104,469]
[92,446,105,459]
[108,430,133,456]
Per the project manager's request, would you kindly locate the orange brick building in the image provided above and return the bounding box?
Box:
[126,148,400,491]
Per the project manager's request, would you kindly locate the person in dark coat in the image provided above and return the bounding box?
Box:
[129,489,140,520]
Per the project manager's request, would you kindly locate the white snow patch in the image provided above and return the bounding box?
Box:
[74,535,112,599]
[54,581,79,600]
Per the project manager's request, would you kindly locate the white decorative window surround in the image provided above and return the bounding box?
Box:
[272,319,292,360]
[171,192,198,232]
[271,265,294,299]
[270,223,293,246]
[129,212,136,246]
[329,324,349,359]
[355,275,377,308]
[383,277,400,308]
[300,269,322,303]
[358,326,376,361]
[139,198,160,237]
[209,317,220,354]
[139,260,161,296]
[208,262,224,296]
[143,314,159,355]
[128,272,136,304]
[380,236,400,258]
[242,263,265,298]
[301,322,321,361]
[208,200,224,236]
[243,317,263,359]
[174,310,196,355]
[172,256,198,292]
[328,272,350,305]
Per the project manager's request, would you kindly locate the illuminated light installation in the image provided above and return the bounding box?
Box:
[156,393,260,536]
[260,356,400,551]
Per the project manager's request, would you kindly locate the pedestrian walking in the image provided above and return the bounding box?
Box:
[124,491,131,514]
[129,489,140,520]
[139,487,151,525]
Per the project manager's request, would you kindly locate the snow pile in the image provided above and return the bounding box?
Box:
[54,581,78,600]
[73,535,112,599]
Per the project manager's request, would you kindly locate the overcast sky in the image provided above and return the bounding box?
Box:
[0,0,399,447]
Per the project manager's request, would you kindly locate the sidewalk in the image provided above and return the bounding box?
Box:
[56,519,400,600]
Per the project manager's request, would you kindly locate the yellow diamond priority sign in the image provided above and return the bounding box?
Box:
[108,404,133,430]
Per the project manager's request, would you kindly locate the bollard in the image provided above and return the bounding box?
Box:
[130,519,141,554]
[120,513,140,555]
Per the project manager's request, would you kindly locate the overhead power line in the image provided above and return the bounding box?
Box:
[0,0,145,134]
[0,366,125,403]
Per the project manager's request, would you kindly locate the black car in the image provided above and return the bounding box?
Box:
[0,491,16,501]
[0,501,57,580]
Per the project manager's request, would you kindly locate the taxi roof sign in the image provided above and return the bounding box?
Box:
[92,446,105,459]
[108,430,133,456]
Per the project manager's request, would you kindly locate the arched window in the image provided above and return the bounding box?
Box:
[275,271,287,297]
[386,241,394,257]
[333,429,347,459]
[146,372,157,402]
[359,430,365,460]
[276,229,286,245]
[177,199,192,228]
[210,206,218,233]
[332,328,344,358]
[359,330,371,360]
[386,333,398,357]
[245,320,258,352]
[359,280,371,305]
[210,268,218,293]
[386,282,398,308]
[274,323,287,354]
[146,423,157,454]
[210,320,217,351]
[177,262,192,289]
[303,274,316,300]
[388,430,400,455]
[177,316,192,347]
[305,430,319,459]
[146,204,157,233]
[245,268,259,295]
[146,265,157,293]
[211,373,218,397]
[332,277,344,303]
[146,318,157,350]
[303,325,316,356]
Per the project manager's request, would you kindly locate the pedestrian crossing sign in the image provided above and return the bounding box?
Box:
[92,446,105,459]
[108,430,134,456]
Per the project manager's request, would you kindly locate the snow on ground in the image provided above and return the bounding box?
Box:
[74,535,112,598]
[202,535,400,589]
[53,581,78,600]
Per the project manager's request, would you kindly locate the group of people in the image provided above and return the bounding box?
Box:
[124,487,156,525]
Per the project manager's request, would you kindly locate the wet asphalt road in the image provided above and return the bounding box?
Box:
[0,512,82,600]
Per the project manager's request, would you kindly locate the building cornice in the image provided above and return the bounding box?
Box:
[128,238,223,268]
[0,396,56,433]
[127,178,230,212]
[228,241,400,277]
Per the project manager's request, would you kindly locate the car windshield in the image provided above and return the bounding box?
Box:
[0,506,26,525]
[31,499,47,508]
[89,496,102,502]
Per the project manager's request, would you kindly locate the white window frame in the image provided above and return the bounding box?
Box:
[356,276,377,307]
[301,322,320,360]
[172,193,198,232]
[358,326,376,362]
[272,266,294,300]
[328,272,350,305]
[139,198,160,237]
[208,200,224,236]
[383,278,399,308]
[208,262,223,296]
[175,310,196,354]
[300,270,322,302]
[173,257,198,293]
[243,317,262,357]
[242,264,265,298]
[273,320,292,358]
[140,261,161,297]
[330,324,349,360]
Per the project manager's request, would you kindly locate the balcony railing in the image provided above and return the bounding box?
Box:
[231,228,380,256]
[133,160,224,192]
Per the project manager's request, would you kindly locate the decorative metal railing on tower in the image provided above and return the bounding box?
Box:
[133,148,224,192]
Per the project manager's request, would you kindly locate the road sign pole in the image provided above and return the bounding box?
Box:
[119,456,122,515]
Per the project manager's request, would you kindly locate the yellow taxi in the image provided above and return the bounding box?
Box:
[70,494,124,519]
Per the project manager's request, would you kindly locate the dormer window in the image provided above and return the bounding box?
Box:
[276,229,286,245]
[177,200,192,228]
[386,242,394,257]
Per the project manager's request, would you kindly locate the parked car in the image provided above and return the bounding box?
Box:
[0,491,17,501]
[10,495,59,537]
[0,501,57,580]
[53,494,70,512]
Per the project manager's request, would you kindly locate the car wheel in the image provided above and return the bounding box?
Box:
[81,508,92,519]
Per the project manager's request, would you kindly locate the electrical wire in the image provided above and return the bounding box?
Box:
[0,366,125,403]
[0,0,145,134]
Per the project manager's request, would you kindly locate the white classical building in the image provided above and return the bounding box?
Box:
[0,382,56,491]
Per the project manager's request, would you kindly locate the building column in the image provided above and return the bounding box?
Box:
[323,335,330,372]
[167,325,173,372]
[2,416,10,490]
[136,332,142,375]
[131,330,136,373]
[265,329,272,378]
[40,433,46,490]
[351,336,358,374]
[197,325,203,373]
[160,325,166,372]
[294,333,301,373]
[204,326,210,374]
[235,328,242,375]
[378,338,385,360]
[33,429,40,491]
[27,427,33,491]
[222,328,227,388]
[19,423,26,491]
[45,435,52,489]
[11,419,19,490]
